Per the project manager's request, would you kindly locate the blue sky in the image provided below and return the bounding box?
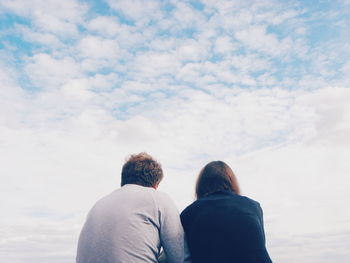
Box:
[1,0,350,262]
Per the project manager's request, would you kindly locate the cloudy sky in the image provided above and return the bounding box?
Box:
[1,0,350,262]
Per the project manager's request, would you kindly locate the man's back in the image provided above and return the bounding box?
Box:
[76,184,185,263]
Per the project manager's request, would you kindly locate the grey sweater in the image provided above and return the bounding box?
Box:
[76,184,187,263]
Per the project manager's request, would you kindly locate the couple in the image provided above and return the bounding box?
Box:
[76,153,272,263]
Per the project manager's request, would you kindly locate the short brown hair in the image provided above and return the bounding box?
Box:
[121,152,163,187]
[195,161,240,199]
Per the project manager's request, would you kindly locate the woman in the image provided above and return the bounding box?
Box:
[180,161,273,263]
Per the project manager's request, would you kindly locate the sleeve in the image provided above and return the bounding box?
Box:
[76,211,93,263]
[256,202,266,244]
[180,207,192,263]
[158,192,186,263]
[184,235,192,263]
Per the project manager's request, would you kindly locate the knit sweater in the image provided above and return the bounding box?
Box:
[76,184,186,263]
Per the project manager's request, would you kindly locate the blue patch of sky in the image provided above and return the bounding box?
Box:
[266,15,342,46]
[0,14,35,54]
[2,35,38,56]
[297,0,339,13]
[83,0,116,16]
[0,44,41,92]
[188,0,205,11]
[111,11,135,26]
[161,1,176,12]
[157,26,198,39]
[232,44,252,57]
[265,0,350,51]
[84,0,136,25]
[305,20,342,46]
[77,23,91,36]
[154,29,173,38]
[0,13,30,30]
[0,12,85,66]
[180,27,198,38]
[0,16,46,93]
[266,21,301,41]
[265,59,312,87]
[112,104,141,120]
[208,53,225,63]
[296,0,346,44]
[18,74,40,93]
[250,69,271,78]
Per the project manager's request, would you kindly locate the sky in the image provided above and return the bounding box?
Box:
[0,0,350,262]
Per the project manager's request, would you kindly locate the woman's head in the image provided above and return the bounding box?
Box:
[195,161,240,199]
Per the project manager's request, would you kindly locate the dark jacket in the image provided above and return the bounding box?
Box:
[180,191,273,263]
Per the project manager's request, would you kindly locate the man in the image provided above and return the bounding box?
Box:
[76,152,187,263]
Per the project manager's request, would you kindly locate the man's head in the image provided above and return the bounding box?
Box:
[121,152,163,188]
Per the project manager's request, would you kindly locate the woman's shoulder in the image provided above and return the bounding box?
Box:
[181,193,262,217]
[237,194,260,205]
[233,194,262,210]
[234,195,265,219]
[180,199,206,229]
[181,199,200,216]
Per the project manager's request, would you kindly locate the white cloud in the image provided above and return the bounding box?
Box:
[107,0,162,26]
[341,60,350,78]
[86,16,123,37]
[148,37,179,52]
[214,36,236,54]
[176,39,210,62]
[255,9,301,25]
[170,1,208,30]
[268,230,350,263]
[132,51,181,77]
[1,1,350,262]
[85,16,145,49]
[78,36,120,59]
[16,25,63,48]
[0,0,86,22]
[24,53,82,89]
[2,66,350,263]
[235,25,292,56]
[60,79,93,101]
[88,73,120,91]
[230,54,270,72]
[0,0,87,37]
[0,64,28,128]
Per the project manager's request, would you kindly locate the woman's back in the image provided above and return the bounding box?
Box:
[181,191,272,263]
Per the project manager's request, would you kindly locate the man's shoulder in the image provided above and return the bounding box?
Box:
[87,190,118,212]
[89,186,178,217]
[148,190,180,217]
[151,189,175,205]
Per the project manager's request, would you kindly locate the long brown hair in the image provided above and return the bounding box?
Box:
[195,161,240,199]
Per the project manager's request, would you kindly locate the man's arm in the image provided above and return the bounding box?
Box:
[158,193,186,263]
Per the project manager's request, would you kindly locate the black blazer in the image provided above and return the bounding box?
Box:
[180,191,272,263]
